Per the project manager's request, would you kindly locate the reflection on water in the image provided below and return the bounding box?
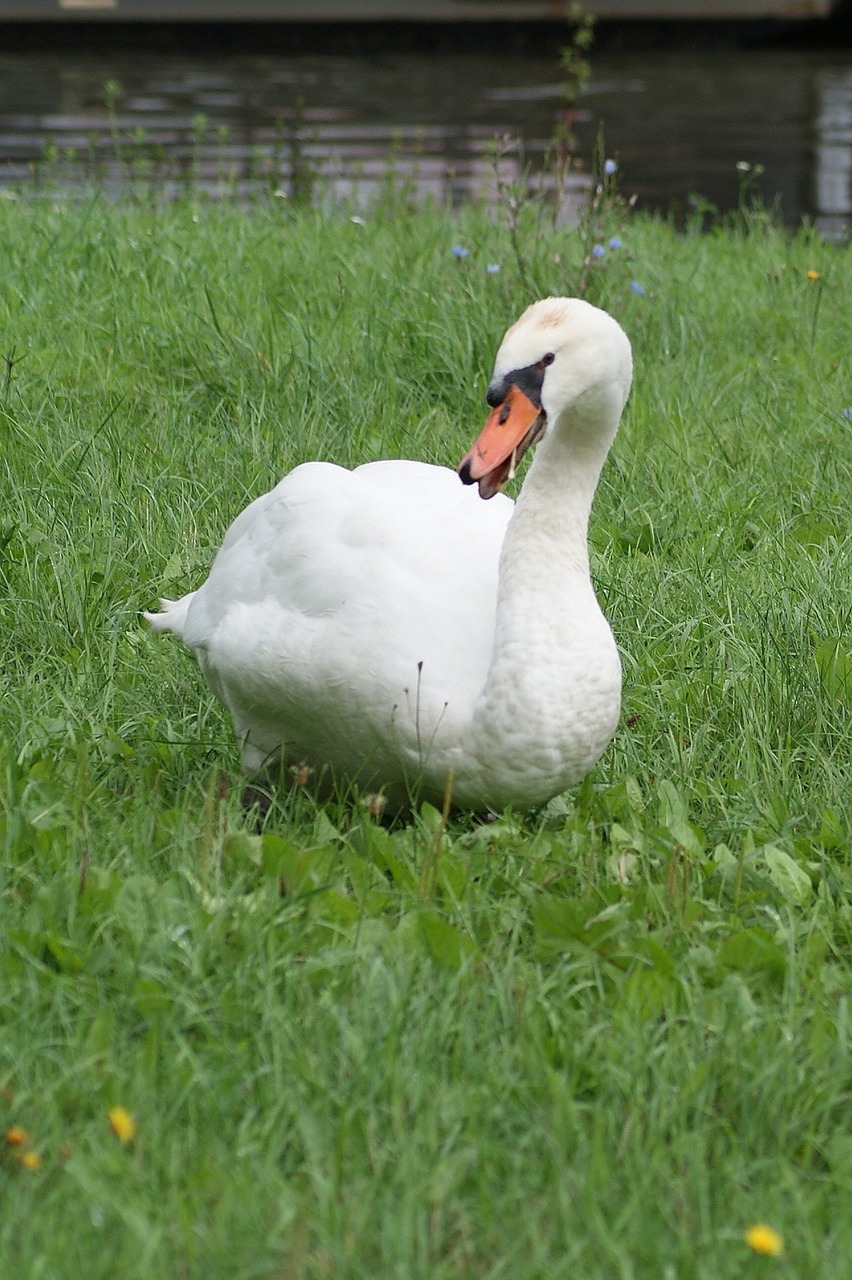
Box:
[0,40,849,233]
[580,49,852,239]
[816,66,852,238]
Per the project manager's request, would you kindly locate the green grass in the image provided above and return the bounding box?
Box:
[1,188,851,1278]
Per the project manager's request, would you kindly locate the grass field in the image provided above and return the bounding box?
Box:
[1,185,851,1278]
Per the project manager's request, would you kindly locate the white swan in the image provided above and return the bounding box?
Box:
[146,297,633,812]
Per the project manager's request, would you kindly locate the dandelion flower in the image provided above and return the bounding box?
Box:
[108,1106,136,1144]
[451,245,469,259]
[630,280,647,296]
[485,263,500,274]
[603,158,618,176]
[361,792,388,820]
[745,1224,784,1257]
[608,236,623,250]
[591,244,606,259]
[806,269,821,280]
[17,1150,41,1171]
[5,1126,29,1146]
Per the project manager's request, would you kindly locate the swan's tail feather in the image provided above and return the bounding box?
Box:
[144,593,195,638]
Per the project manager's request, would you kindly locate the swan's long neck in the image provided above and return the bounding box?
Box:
[500,420,603,584]
[459,401,622,807]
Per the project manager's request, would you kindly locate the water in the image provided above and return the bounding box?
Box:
[0,28,850,234]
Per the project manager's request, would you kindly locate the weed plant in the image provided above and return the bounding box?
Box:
[0,180,850,1278]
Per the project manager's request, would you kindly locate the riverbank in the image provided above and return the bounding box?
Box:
[1,194,850,1277]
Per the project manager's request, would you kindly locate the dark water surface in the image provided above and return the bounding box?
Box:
[0,24,850,234]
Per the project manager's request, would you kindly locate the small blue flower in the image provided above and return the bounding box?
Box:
[592,244,606,259]
[841,407,852,421]
[630,280,647,296]
[608,236,623,250]
[603,159,618,177]
[451,245,469,259]
[486,263,500,274]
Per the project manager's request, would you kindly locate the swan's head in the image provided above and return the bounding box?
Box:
[459,298,633,500]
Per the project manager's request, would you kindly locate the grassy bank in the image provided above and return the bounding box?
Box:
[1,190,850,1278]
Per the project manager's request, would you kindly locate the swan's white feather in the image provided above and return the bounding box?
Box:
[146,298,632,811]
[169,459,513,794]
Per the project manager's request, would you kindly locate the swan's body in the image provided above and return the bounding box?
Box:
[147,298,633,812]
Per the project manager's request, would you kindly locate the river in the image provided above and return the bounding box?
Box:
[0,22,849,234]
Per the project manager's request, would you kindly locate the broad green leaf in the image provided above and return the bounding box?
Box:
[817,808,846,850]
[717,928,786,984]
[762,844,812,903]
[43,933,86,974]
[223,830,263,866]
[711,843,737,870]
[417,910,476,970]
[621,965,682,1018]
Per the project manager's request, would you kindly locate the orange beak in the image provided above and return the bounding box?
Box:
[458,386,545,500]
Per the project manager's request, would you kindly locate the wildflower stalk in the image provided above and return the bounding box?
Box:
[490,133,535,294]
[576,131,618,296]
[551,3,595,227]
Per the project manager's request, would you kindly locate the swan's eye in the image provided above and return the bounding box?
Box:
[541,353,555,367]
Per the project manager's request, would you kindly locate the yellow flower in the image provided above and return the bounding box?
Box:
[108,1106,136,1144]
[17,1150,41,1171]
[4,1126,29,1147]
[745,1223,784,1256]
[806,270,821,280]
